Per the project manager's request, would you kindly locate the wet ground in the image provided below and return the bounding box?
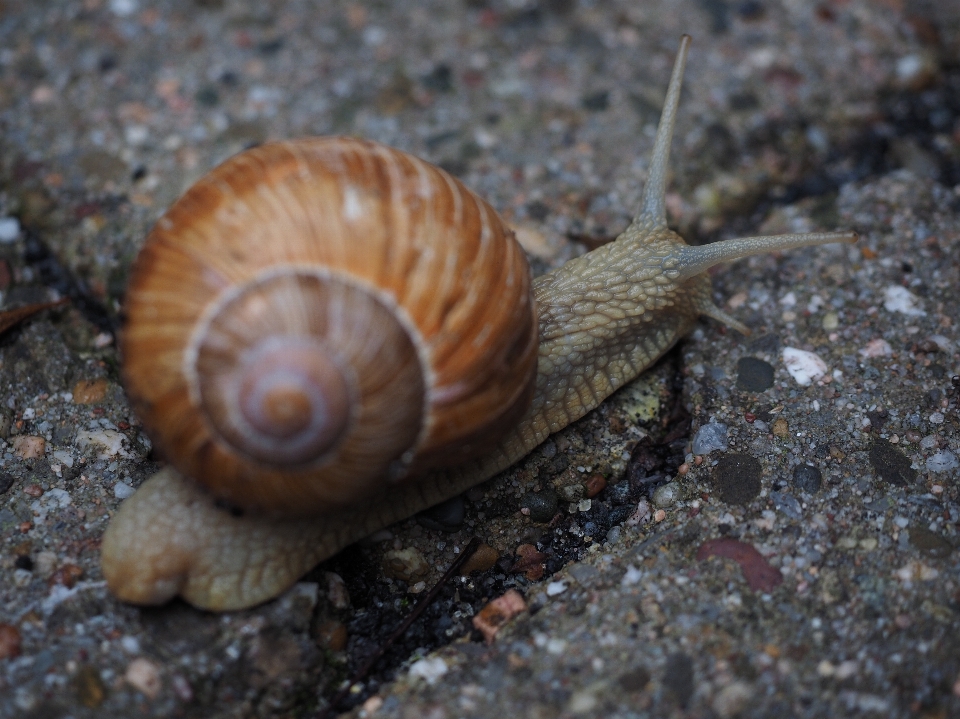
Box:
[0,1,958,717]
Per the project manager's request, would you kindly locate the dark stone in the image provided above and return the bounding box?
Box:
[608,505,634,526]
[606,480,633,505]
[792,464,822,494]
[520,489,558,523]
[421,64,453,93]
[416,495,465,532]
[617,666,651,692]
[663,652,695,708]
[15,554,33,571]
[908,527,954,558]
[866,409,889,431]
[195,85,219,107]
[713,454,763,506]
[737,357,775,391]
[0,472,14,494]
[582,90,609,111]
[868,439,917,486]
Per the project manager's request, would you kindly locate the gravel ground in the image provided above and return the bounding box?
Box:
[0,1,958,717]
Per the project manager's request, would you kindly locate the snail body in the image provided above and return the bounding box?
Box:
[101,36,856,610]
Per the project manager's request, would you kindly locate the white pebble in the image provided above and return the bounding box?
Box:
[0,217,20,243]
[782,347,828,386]
[924,334,953,353]
[109,0,138,16]
[894,561,939,582]
[779,291,797,307]
[926,451,958,473]
[546,638,567,655]
[408,657,448,684]
[882,285,925,316]
[125,657,161,698]
[621,565,643,586]
[546,581,567,596]
[114,481,135,499]
[858,339,892,358]
[75,429,130,458]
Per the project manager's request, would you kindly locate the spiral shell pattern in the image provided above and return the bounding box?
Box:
[122,137,537,515]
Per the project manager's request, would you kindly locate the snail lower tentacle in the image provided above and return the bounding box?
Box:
[101,35,856,610]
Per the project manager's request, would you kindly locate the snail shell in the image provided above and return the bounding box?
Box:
[122,138,537,516]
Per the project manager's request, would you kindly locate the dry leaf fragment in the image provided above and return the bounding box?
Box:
[0,298,68,335]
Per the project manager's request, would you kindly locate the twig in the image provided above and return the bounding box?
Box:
[317,536,481,718]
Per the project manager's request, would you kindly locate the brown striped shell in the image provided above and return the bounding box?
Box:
[122,137,538,516]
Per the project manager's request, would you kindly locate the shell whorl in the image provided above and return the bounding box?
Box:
[122,137,538,515]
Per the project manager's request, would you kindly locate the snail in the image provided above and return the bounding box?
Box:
[101,36,856,610]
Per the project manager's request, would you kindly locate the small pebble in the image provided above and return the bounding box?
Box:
[712,680,754,719]
[75,429,128,459]
[72,378,109,404]
[772,418,789,437]
[0,623,21,659]
[894,561,939,582]
[692,421,729,454]
[736,357,774,392]
[559,483,585,502]
[859,338,892,358]
[381,547,429,582]
[520,489,558,523]
[653,509,666,522]
[13,436,45,460]
[472,589,526,643]
[125,657,162,699]
[546,581,567,596]
[821,312,839,331]
[584,473,606,498]
[769,490,802,519]
[883,285,925,316]
[0,217,20,243]
[653,482,679,508]
[792,464,822,493]
[113,481,135,499]
[904,430,922,443]
[782,347,828,386]
[325,572,350,609]
[926,451,958,473]
[49,564,84,588]
[408,657,448,684]
[314,620,349,653]
[75,664,107,708]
